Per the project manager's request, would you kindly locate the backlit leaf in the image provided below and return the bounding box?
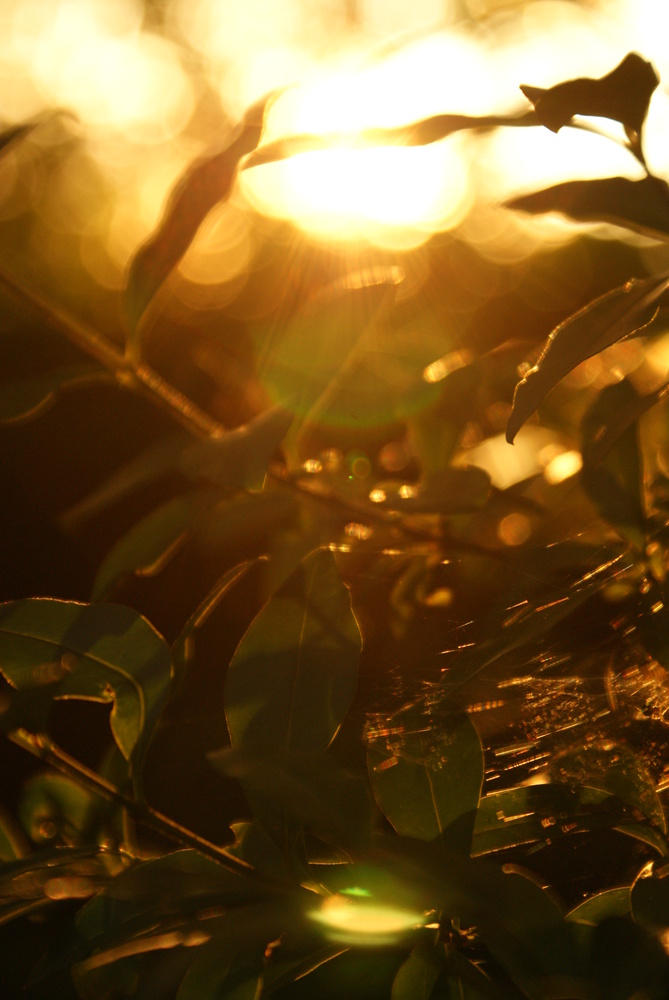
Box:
[0,600,172,788]
[0,365,112,424]
[92,492,207,601]
[506,177,669,240]
[368,701,483,853]
[580,380,646,547]
[520,52,658,139]
[210,748,372,852]
[225,548,361,753]
[506,273,669,443]
[125,92,273,340]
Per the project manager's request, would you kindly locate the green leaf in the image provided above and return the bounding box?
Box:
[0,600,172,788]
[228,820,293,881]
[520,52,658,139]
[18,772,100,846]
[210,748,372,852]
[506,273,669,443]
[92,492,207,601]
[631,860,669,928]
[125,92,274,340]
[0,365,112,424]
[580,380,647,546]
[177,939,265,1000]
[506,177,669,240]
[225,548,361,752]
[391,935,443,1000]
[178,405,294,491]
[473,783,659,857]
[368,701,483,853]
[568,887,631,925]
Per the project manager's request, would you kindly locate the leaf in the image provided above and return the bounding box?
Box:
[0,600,172,789]
[91,492,207,601]
[178,405,294,491]
[0,365,112,424]
[506,177,669,240]
[473,784,665,857]
[210,748,372,852]
[368,700,483,853]
[242,110,539,170]
[581,379,669,466]
[177,940,265,1000]
[228,820,293,881]
[589,915,669,1000]
[567,887,631,925]
[580,379,647,546]
[60,432,191,529]
[631,860,669,928]
[125,92,274,339]
[225,548,361,753]
[18,772,100,846]
[506,273,669,443]
[520,52,658,139]
[0,805,28,860]
[391,935,443,1000]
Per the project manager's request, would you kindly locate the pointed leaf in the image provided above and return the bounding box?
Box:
[125,93,273,338]
[178,405,294,491]
[242,110,539,170]
[391,935,443,1000]
[225,549,361,753]
[177,940,265,1000]
[0,365,112,424]
[506,273,669,443]
[210,748,372,852]
[580,380,646,546]
[0,600,172,784]
[520,52,658,136]
[506,176,669,240]
[92,492,207,600]
[368,701,483,852]
[568,887,631,925]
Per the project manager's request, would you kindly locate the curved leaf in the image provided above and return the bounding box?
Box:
[125,92,274,339]
[506,177,669,240]
[631,861,669,929]
[506,273,669,443]
[580,379,646,546]
[0,600,172,785]
[92,492,207,601]
[520,52,658,138]
[568,887,631,925]
[391,935,443,1000]
[225,548,361,753]
[368,701,483,853]
[177,940,264,1000]
[0,365,112,424]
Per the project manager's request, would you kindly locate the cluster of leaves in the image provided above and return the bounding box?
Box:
[1,51,669,999]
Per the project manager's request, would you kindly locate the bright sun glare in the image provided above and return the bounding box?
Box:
[0,0,662,258]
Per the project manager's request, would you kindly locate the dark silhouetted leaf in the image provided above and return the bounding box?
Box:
[125,92,274,341]
[507,177,669,240]
[92,492,207,601]
[520,53,658,141]
[0,600,172,788]
[210,748,372,852]
[582,379,669,466]
[506,274,669,443]
[580,380,646,547]
[631,861,669,929]
[0,365,112,424]
[368,701,483,853]
[225,548,361,753]
[243,109,538,170]
[589,915,669,1000]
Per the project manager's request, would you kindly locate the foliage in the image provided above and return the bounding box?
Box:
[1,48,669,999]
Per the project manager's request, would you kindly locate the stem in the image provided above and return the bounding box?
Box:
[7,728,275,885]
